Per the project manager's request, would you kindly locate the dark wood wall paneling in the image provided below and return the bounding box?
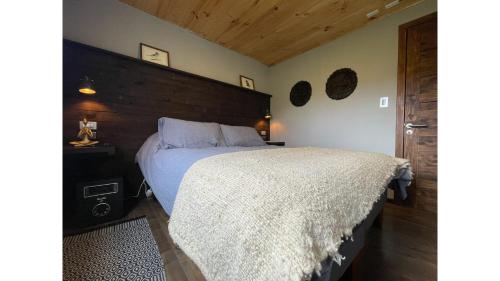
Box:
[63,39,271,194]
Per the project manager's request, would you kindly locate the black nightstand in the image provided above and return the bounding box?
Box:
[266,141,285,146]
[63,145,115,156]
[63,144,124,229]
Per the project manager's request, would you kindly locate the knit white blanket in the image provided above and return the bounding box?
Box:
[168,147,411,281]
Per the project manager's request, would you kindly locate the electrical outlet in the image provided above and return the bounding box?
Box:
[379,97,389,108]
[260,130,267,136]
[80,120,97,130]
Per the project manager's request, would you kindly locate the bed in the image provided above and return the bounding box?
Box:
[136,118,411,281]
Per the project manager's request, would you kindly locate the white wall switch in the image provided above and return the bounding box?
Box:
[379,97,389,108]
[260,130,267,136]
[79,120,98,130]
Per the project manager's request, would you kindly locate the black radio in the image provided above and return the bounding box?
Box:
[75,178,124,226]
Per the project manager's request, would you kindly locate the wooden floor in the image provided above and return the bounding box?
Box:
[127,198,437,281]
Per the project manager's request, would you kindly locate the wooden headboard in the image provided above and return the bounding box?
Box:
[63,39,271,193]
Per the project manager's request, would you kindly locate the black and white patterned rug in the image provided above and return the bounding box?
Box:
[63,216,166,281]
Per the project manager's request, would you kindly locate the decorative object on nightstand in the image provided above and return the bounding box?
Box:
[266,141,285,146]
[69,118,99,147]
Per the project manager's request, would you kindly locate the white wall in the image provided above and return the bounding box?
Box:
[269,0,437,155]
[63,0,271,92]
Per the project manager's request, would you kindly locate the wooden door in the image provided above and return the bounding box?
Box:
[396,13,437,213]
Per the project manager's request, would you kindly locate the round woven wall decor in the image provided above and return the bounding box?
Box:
[325,68,358,100]
[290,81,312,107]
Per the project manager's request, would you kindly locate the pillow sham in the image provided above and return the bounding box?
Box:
[158,117,225,149]
[220,124,266,147]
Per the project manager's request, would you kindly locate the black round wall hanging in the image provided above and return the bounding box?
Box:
[290,81,312,107]
[325,68,358,100]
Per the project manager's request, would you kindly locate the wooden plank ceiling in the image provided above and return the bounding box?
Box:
[120,0,424,65]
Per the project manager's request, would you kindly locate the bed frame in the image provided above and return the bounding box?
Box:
[312,191,386,281]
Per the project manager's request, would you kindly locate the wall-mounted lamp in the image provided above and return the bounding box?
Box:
[78,75,96,95]
[264,109,272,119]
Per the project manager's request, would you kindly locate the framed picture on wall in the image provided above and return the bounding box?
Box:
[140,43,170,67]
[240,75,255,90]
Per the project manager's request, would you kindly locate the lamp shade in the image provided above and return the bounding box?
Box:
[78,76,96,95]
[264,109,272,119]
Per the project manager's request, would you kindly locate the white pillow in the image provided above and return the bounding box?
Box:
[220,124,265,147]
[158,117,226,149]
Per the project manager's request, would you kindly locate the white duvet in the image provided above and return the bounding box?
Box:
[168,147,411,281]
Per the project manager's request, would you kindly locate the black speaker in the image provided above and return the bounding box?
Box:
[75,178,124,226]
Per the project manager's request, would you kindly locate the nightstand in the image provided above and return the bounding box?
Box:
[63,144,124,229]
[266,141,285,146]
[63,145,115,156]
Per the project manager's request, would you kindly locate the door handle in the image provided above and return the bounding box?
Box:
[405,123,428,129]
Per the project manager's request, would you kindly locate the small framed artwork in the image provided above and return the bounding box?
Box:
[140,43,170,67]
[240,75,255,90]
